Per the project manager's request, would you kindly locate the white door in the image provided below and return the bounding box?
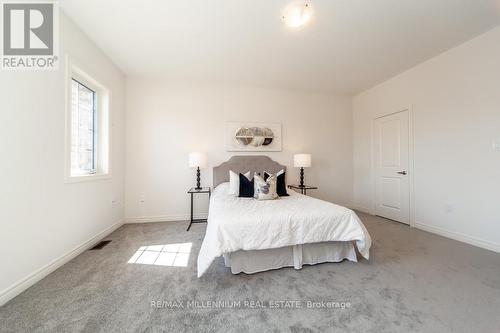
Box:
[374,110,410,224]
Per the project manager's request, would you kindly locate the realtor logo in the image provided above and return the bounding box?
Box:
[1,1,59,69]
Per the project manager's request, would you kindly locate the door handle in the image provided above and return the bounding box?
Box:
[397,171,407,175]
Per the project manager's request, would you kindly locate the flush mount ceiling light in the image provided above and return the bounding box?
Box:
[282,3,313,28]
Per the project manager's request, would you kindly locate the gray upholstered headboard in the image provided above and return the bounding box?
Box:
[213,155,286,188]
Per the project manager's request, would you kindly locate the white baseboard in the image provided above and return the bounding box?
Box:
[414,221,500,254]
[351,205,374,215]
[124,213,208,224]
[0,220,123,307]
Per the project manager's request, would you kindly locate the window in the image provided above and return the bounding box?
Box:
[66,58,110,182]
[71,79,97,176]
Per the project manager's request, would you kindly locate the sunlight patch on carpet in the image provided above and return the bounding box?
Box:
[128,242,192,267]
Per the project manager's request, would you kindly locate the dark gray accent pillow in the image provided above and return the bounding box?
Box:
[238,173,254,197]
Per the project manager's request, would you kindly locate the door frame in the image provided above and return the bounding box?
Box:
[371,106,415,226]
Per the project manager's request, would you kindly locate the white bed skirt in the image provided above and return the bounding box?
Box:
[223,241,357,274]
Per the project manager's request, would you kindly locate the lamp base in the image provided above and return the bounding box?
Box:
[195,167,201,190]
[299,167,305,187]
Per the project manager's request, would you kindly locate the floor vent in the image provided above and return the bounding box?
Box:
[90,240,112,250]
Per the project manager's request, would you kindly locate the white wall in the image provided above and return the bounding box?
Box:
[353,26,500,252]
[0,13,126,304]
[125,80,353,221]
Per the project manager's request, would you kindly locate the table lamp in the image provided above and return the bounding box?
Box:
[189,152,208,190]
[293,154,311,187]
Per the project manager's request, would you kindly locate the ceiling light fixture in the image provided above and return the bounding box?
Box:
[282,3,313,28]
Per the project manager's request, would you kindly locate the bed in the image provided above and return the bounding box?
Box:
[197,156,371,277]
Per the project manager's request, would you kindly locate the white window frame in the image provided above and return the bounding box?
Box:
[65,55,111,183]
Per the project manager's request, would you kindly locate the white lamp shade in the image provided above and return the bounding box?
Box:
[189,152,208,169]
[294,154,311,168]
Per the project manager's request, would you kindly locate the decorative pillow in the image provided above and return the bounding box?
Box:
[238,173,254,197]
[229,170,251,195]
[254,174,278,200]
[264,169,289,197]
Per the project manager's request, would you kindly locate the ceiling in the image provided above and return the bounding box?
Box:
[60,0,500,94]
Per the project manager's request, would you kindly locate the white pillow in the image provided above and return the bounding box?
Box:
[228,170,251,196]
[264,169,285,177]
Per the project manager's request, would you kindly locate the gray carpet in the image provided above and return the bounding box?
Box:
[1,212,500,332]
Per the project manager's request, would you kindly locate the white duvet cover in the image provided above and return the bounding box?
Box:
[197,182,371,277]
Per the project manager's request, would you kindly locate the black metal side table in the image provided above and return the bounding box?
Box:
[187,187,211,231]
[287,185,318,196]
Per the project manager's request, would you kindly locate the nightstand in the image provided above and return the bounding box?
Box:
[287,185,318,196]
[187,187,211,231]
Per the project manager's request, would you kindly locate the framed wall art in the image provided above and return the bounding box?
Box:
[226,122,282,152]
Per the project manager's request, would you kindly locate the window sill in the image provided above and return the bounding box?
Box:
[65,173,111,184]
